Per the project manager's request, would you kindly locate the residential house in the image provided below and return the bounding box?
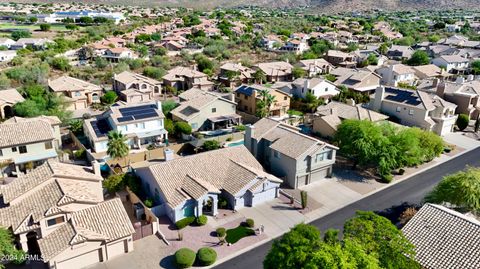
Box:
[0,119,58,174]
[290,77,339,99]
[254,61,293,82]
[235,84,291,117]
[135,146,282,222]
[0,50,16,62]
[352,49,386,66]
[386,45,414,60]
[313,101,389,138]
[432,55,470,73]
[171,88,239,131]
[102,47,137,62]
[0,161,134,269]
[162,67,214,91]
[39,10,125,24]
[297,59,333,77]
[279,39,309,55]
[0,38,15,48]
[0,89,24,119]
[376,64,416,86]
[113,71,162,103]
[330,67,381,94]
[245,118,338,188]
[10,38,53,50]
[325,50,357,68]
[84,101,167,154]
[219,62,255,87]
[3,115,62,150]
[435,78,480,118]
[402,203,480,269]
[412,64,446,79]
[370,86,457,136]
[261,34,283,50]
[48,76,103,111]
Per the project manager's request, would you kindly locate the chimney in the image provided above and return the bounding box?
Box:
[164,148,174,161]
[91,160,101,176]
[467,74,474,81]
[436,81,446,98]
[372,86,385,111]
[244,124,255,152]
[229,92,235,102]
[156,100,162,110]
[456,76,465,84]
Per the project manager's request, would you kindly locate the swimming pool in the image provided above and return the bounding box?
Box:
[227,140,244,147]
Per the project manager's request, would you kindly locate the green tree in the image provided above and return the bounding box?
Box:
[39,23,51,31]
[456,113,470,131]
[256,89,276,118]
[11,30,31,41]
[292,67,306,79]
[29,17,38,23]
[143,66,165,80]
[79,16,94,24]
[0,73,11,90]
[252,69,266,84]
[425,167,480,214]
[95,57,109,69]
[378,43,389,55]
[471,60,480,75]
[174,121,192,135]
[49,56,70,71]
[69,119,83,135]
[344,211,420,269]
[407,50,430,66]
[164,118,174,134]
[0,227,26,268]
[107,131,129,161]
[162,100,178,116]
[101,91,117,105]
[103,174,125,193]
[203,140,220,151]
[367,53,379,65]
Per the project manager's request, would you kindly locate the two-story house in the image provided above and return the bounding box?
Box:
[279,39,309,55]
[102,47,138,62]
[291,77,339,99]
[330,67,382,94]
[113,71,162,103]
[84,101,167,154]
[376,64,416,86]
[435,78,480,119]
[297,58,333,77]
[171,88,240,131]
[0,161,134,269]
[245,118,338,189]
[0,119,59,174]
[386,45,414,60]
[48,76,103,111]
[432,55,470,73]
[218,62,255,87]
[325,50,357,68]
[162,66,214,91]
[254,62,293,82]
[370,86,457,136]
[235,84,291,118]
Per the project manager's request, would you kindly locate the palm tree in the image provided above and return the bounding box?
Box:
[107,131,130,166]
[253,69,266,84]
[256,89,276,117]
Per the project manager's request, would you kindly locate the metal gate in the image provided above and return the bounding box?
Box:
[133,223,153,241]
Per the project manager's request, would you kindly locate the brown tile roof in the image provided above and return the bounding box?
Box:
[402,204,480,269]
[0,89,24,106]
[0,120,54,148]
[48,75,101,93]
[317,101,389,122]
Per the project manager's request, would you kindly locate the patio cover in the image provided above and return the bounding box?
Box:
[207,114,241,123]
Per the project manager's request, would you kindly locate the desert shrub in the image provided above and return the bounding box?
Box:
[380,174,393,183]
[216,227,226,237]
[174,248,196,268]
[175,216,196,229]
[245,218,254,228]
[456,114,469,131]
[196,215,208,226]
[196,247,217,266]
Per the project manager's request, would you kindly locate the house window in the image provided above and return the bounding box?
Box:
[19,146,27,154]
[273,150,280,159]
[74,91,81,97]
[47,216,65,227]
[316,150,332,162]
[396,106,401,112]
[325,88,328,92]
[284,96,288,100]
[45,141,53,150]
[191,123,198,129]
[11,147,17,152]
[409,109,414,115]
[212,108,216,113]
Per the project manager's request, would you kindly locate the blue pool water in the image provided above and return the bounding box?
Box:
[227,140,245,147]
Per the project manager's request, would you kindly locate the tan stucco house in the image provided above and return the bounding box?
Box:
[113,71,162,103]
[234,84,291,118]
[48,76,103,111]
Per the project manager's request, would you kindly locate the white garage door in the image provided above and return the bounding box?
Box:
[56,249,102,269]
[310,168,328,184]
[252,187,277,205]
[108,240,127,259]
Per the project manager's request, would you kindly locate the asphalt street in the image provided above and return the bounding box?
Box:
[213,147,480,269]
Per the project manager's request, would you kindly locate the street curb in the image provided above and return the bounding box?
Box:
[211,144,479,268]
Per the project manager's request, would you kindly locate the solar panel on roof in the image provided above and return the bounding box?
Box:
[118,116,134,122]
[121,108,155,117]
[119,104,156,114]
[90,119,111,138]
[134,112,159,120]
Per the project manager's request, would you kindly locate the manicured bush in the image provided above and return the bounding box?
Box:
[175,216,196,229]
[196,215,208,226]
[203,140,220,151]
[216,227,226,237]
[102,174,124,193]
[245,218,254,228]
[174,248,196,268]
[380,174,393,183]
[456,114,470,131]
[197,247,217,266]
[234,125,246,131]
[175,122,192,135]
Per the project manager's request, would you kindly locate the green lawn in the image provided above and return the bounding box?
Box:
[0,23,68,32]
[225,225,255,244]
